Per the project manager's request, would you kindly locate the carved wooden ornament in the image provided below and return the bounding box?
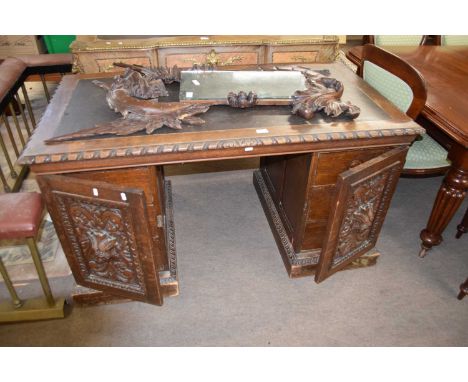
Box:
[288,67,360,120]
[46,64,360,144]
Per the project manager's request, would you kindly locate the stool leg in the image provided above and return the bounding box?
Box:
[0,256,23,308]
[26,237,55,307]
[458,278,468,300]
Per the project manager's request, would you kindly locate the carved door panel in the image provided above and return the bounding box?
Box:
[315,147,408,283]
[38,174,164,305]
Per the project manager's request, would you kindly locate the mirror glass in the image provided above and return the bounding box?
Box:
[179,70,307,101]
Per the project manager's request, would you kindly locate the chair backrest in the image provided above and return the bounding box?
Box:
[368,35,426,46]
[441,35,468,46]
[357,45,427,120]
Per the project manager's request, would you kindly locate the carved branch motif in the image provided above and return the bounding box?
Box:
[46,64,360,144]
[46,64,211,143]
[113,62,182,84]
[227,91,258,108]
[56,194,146,294]
[289,67,360,120]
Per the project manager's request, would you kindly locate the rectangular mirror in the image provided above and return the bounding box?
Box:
[179,70,308,101]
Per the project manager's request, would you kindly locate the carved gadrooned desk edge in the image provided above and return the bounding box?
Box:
[71,36,340,52]
[20,127,425,166]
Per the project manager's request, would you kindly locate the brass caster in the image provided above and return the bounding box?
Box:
[418,247,429,258]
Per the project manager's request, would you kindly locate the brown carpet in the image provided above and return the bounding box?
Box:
[0,167,466,346]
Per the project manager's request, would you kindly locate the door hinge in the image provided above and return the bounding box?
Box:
[157,214,164,228]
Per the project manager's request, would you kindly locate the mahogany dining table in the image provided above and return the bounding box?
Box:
[348,45,468,257]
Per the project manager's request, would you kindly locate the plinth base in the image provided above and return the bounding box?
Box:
[254,170,380,278]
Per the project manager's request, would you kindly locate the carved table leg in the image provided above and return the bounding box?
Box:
[419,145,468,257]
[458,278,468,300]
[455,207,468,239]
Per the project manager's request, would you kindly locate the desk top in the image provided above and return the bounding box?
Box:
[348,45,468,148]
[19,63,423,171]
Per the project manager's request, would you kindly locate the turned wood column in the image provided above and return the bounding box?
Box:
[419,143,468,257]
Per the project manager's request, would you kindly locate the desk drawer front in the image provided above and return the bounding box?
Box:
[302,148,392,251]
[313,148,389,185]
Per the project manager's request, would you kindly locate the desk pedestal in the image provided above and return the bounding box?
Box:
[255,147,407,281]
[36,145,407,305]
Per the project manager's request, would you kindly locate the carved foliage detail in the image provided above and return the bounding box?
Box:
[55,194,146,294]
[332,165,399,267]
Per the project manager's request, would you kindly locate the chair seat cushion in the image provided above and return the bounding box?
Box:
[0,192,43,240]
[404,134,451,170]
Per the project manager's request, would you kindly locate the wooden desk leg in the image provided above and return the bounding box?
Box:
[419,145,468,257]
[458,278,468,300]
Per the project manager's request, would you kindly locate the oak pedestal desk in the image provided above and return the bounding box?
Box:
[18,63,424,306]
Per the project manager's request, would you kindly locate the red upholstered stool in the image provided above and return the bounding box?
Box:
[0,192,43,240]
[0,192,65,322]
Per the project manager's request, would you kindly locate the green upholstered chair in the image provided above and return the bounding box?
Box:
[367,35,427,46]
[441,35,468,46]
[358,45,450,175]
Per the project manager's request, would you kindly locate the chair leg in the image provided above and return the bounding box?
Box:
[457,278,468,300]
[455,208,468,239]
[26,237,55,307]
[0,256,23,308]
